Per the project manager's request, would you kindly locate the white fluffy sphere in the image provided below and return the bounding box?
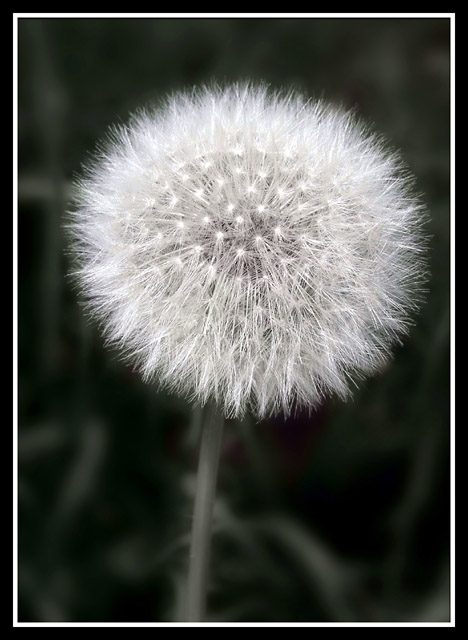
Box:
[69,84,427,418]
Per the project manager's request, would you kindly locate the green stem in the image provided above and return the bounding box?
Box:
[185,403,224,622]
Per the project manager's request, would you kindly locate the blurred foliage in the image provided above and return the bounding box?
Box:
[17,17,450,622]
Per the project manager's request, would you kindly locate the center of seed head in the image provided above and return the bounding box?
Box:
[139,146,313,281]
[178,149,302,276]
[193,201,283,276]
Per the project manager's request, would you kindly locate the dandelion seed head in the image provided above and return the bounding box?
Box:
[68,83,428,418]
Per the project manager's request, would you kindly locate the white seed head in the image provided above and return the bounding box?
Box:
[68,83,428,418]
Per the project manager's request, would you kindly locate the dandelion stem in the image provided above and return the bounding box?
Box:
[185,402,224,622]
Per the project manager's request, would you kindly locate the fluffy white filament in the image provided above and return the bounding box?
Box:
[69,84,427,418]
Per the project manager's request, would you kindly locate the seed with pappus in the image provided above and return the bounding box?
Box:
[69,84,428,419]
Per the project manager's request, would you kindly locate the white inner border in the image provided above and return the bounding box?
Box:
[12,11,455,628]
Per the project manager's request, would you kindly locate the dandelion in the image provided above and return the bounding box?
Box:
[68,83,428,621]
[69,84,427,420]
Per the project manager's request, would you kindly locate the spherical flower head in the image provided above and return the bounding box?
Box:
[69,83,428,419]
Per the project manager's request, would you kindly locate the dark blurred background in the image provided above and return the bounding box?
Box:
[17,17,451,623]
